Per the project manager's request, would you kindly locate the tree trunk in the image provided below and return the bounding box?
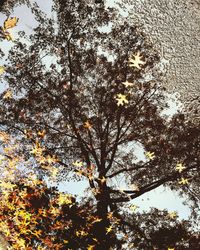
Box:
[92,187,114,250]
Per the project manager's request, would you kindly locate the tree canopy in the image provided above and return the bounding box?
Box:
[0,0,199,249]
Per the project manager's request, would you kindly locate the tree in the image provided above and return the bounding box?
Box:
[0,0,199,249]
[0,177,93,249]
[0,0,30,13]
[119,208,200,250]
[0,131,101,249]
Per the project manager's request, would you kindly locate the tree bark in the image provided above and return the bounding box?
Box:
[93,186,114,250]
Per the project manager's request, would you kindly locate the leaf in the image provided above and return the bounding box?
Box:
[115,93,129,106]
[178,178,189,185]
[0,66,5,75]
[37,130,46,138]
[175,162,186,173]
[4,17,19,30]
[3,90,13,99]
[87,245,95,250]
[0,181,16,190]
[106,225,113,234]
[145,151,155,160]
[130,204,138,212]
[129,51,146,69]
[122,80,134,88]
[73,160,83,167]
[130,184,140,192]
[83,120,92,129]
[168,211,177,219]
[2,30,13,41]
[57,193,72,206]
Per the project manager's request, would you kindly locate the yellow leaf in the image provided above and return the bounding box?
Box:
[0,66,5,74]
[98,176,106,183]
[106,225,113,234]
[16,238,26,248]
[145,151,155,160]
[87,245,95,250]
[49,206,60,216]
[129,51,145,69]
[51,167,59,177]
[168,211,177,219]
[37,129,46,138]
[30,142,43,156]
[4,17,19,30]
[0,132,10,143]
[31,230,42,238]
[3,90,13,99]
[73,160,83,167]
[122,80,134,87]
[45,154,58,164]
[130,204,138,212]
[175,162,186,173]
[3,30,13,41]
[115,93,129,106]
[57,193,72,206]
[76,230,88,237]
[0,181,16,190]
[91,216,102,224]
[178,178,189,185]
[83,120,92,129]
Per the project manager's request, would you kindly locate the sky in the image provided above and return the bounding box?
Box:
[0,0,192,220]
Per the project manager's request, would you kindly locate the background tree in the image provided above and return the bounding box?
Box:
[0,0,30,13]
[0,0,199,249]
[0,177,93,249]
[0,130,100,250]
[119,208,200,250]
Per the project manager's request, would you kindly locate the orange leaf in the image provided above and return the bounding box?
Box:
[4,17,19,30]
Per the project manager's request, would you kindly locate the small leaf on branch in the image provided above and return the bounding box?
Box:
[37,130,46,138]
[129,51,146,69]
[168,211,177,219]
[145,151,155,160]
[87,244,96,250]
[178,178,189,185]
[175,162,186,173]
[115,93,129,106]
[3,90,13,99]
[83,120,92,129]
[130,184,140,191]
[130,204,138,212]
[106,225,113,234]
[3,30,13,41]
[122,80,134,88]
[98,176,106,183]
[73,160,83,167]
[0,66,5,74]
[0,181,16,190]
[4,17,19,30]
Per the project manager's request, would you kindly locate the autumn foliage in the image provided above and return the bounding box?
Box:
[0,0,199,249]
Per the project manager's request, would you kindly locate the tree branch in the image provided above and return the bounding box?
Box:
[111,165,197,203]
